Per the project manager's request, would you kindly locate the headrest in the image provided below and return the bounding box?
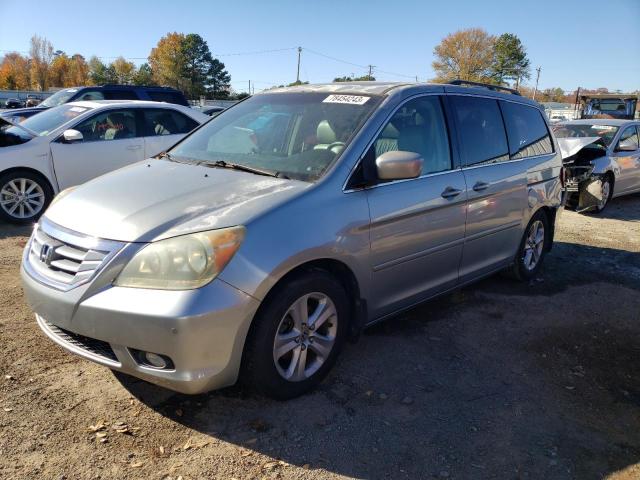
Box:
[316,120,337,144]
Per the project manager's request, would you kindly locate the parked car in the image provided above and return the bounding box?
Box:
[21,81,563,399]
[1,85,189,122]
[0,100,208,223]
[25,94,41,107]
[4,98,24,109]
[553,119,640,212]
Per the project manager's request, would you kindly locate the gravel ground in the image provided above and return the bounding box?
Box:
[1,195,639,480]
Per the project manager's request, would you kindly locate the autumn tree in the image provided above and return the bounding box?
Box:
[149,32,186,90]
[432,28,496,83]
[49,53,71,87]
[29,35,54,90]
[491,33,530,88]
[67,54,89,86]
[0,52,31,89]
[112,56,136,84]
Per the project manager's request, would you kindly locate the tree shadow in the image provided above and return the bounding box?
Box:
[114,240,640,479]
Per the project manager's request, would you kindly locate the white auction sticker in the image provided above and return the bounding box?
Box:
[323,94,370,105]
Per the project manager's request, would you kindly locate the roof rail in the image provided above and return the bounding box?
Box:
[100,84,178,90]
[448,79,521,96]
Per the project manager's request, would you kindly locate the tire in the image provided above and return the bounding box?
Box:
[511,210,550,281]
[593,175,613,214]
[241,270,349,400]
[0,170,53,224]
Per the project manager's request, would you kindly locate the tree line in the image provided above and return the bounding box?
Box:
[0,33,232,99]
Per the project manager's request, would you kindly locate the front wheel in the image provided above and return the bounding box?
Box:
[0,171,53,224]
[241,270,349,400]
[512,210,550,281]
[593,175,612,213]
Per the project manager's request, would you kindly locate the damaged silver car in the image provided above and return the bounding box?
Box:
[554,120,640,212]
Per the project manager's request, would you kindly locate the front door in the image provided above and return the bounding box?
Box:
[50,108,144,189]
[612,125,640,194]
[366,95,467,318]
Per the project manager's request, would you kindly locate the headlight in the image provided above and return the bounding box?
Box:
[114,226,245,290]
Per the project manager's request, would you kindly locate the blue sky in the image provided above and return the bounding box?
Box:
[1,0,638,93]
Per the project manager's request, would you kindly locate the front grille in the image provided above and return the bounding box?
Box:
[44,320,119,363]
[25,221,123,291]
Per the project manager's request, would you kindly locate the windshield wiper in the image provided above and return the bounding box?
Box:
[208,160,281,178]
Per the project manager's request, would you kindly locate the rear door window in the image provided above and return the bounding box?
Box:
[500,101,553,159]
[144,109,199,136]
[449,96,509,166]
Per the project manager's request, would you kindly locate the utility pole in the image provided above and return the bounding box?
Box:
[367,65,375,81]
[248,80,251,95]
[415,75,419,83]
[296,47,302,84]
[532,66,541,100]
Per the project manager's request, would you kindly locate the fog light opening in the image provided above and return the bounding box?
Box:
[131,349,175,370]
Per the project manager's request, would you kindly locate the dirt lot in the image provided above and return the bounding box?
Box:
[1,195,639,480]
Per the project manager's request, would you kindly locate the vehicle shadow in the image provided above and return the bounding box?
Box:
[0,222,32,240]
[115,240,640,479]
[588,192,640,221]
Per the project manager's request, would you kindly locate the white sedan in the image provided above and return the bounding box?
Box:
[0,100,209,223]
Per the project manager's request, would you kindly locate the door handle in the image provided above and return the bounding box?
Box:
[472,181,490,192]
[441,186,462,199]
[126,145,142,150]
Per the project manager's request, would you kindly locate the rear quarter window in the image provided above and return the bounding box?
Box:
[500,101,553,159]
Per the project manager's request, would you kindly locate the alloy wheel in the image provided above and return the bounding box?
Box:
[598,179,610,210]
[523,220,545,271]
[273,292,338,382]
[0,178,45,220]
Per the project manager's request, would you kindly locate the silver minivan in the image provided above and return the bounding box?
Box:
[21,82,563,399]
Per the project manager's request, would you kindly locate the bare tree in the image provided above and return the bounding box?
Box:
[29,35,54,91]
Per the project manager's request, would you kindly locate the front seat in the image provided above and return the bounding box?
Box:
[314,120,344,154]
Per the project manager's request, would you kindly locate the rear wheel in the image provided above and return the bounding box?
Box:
[0,171,53,224]
[512,210,550,281]
[241,270,348,399]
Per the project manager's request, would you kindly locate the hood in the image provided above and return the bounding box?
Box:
[556,137,603,159]
[44,160,310,242]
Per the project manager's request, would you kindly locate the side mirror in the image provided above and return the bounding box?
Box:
[62,129,83,143]
[616,139,638,152]
[376,150,423,181]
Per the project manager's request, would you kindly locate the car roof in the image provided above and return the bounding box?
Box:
[264,81,541,107]
[68,100,188,109]
[560,119,638,127]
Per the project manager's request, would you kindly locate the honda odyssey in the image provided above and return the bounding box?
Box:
[21,81,563,399]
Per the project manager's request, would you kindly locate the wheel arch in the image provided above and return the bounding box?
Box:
[0,166,56,193]
[247,258,366,346]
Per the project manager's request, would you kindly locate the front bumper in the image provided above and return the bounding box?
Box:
[21,264,260,394]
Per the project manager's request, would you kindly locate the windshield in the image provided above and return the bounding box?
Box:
[40,88,79,108]
[170,92,381,182]
[552,123,620,147]
[19,104,92,136]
